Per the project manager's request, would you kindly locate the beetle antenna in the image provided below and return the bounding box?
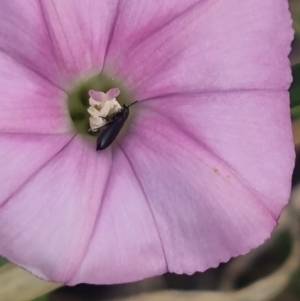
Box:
[128,100,138,107]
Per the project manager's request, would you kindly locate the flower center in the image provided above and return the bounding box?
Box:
[67,74,132,137]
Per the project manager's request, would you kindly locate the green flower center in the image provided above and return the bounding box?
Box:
[67,73,133,137]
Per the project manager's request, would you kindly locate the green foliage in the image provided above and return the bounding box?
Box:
[0,256,8,268]
[290,63,300,119]
[0,257,48,301]
[31,296,48,301]
[289,268,300,298]
[295,16,300,37]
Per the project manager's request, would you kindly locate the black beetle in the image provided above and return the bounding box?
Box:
[95,101,138,150]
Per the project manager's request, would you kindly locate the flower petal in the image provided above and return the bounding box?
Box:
[0,55,71,134]
[64,91,293,285]
[0,0,61,87]
[104,90,292,275]
[0,133,73,206]
[68,148,167,285]
[38,0,119,84]
[0,136,111,282]
[0,0,120,86]
[106,0,293,99]
[0,0,294,286]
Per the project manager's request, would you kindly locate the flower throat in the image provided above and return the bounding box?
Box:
[67,74,136,149]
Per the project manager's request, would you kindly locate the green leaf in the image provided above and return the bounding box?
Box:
[295,16,300,37]
[292,105,300,119]
[31,296,49,301]
[290,63,300,119]
[0,256,8,268]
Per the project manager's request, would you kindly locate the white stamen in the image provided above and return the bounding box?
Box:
[89,116,107,131]
[87,89,122,132]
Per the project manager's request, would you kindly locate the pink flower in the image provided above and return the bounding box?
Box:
[0,0,294,285]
